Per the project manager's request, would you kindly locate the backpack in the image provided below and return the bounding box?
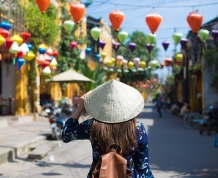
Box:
[92,144,133,178]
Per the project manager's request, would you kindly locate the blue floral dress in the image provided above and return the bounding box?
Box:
[62,118,154,178]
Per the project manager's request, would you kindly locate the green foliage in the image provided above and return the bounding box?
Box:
[25,1,59,81]
[205,49,218,90]
[79,63,107,91]
[116,31,159,62]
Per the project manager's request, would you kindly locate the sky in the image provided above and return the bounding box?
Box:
[83,0,218,79]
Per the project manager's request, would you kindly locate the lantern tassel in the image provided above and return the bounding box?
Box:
[95,43,97,52]
[13,58,16,65]
[28,63,30,70]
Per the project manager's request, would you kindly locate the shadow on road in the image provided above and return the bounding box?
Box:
[136,104,218,178]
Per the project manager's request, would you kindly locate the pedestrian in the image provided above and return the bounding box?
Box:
[156,94,162,117]
[62,79,154,178]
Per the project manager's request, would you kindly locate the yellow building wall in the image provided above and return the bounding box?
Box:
[176,79,183,102]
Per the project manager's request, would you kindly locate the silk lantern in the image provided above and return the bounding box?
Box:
[101,52,107,60]
[11,35,23,45]
[20,43,30,55]
[17,58,25,71]
[24,51,35,61]
[42,66,51,75]
[38,47,46,54]
[70,2,85,23]
[211,30,218,41]
[36,54,45,65]
[53,50,58,57]
[173,32,183,45]
[95,54,101,61]
[198,29,209,43]
[38,44,48,49]
[187,12,203,33]
[133,57,140,68]
[146,44,154,54]
[118,31,128,44]
[140,61,146,68]
[85,47,92,56]
[116,55,123,62]
[46,47,53,56]
[128,42,136,52]
[165,58,172,66]
[5,38,14,50]
[128,61,134,69]
[36,0,51,13]
[0,28,9,38]
[49,57,57,68]
[0,35,5,46]
[27,44,33,51]
[146,33,156,44]
[180,38,188,49]
[0,21,12,31]
[145,12,162,34]
[70,41,77,50]
[162,41,169,51]
[20,32,31,42]
[109,10,125,31]
[63,20,75,33]
[160,62,165,69]
[90,27,101,41]
[176,53,183,62]
[9,42,20,54]
[98,41,106,50]
[113,42,120,52]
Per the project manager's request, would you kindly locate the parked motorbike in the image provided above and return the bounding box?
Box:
[49,103,76,140]
[171,101,184,117]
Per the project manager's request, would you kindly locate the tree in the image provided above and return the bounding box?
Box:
[25,0,59,111]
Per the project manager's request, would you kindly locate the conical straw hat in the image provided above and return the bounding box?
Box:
[84,79,144,123]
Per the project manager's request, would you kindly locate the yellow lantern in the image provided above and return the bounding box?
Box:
[11,35,23,45]
[106,60,113,67]
[128,61,134,69]
[0,35,5,46]
[110,57,115,63]
[101,52,107,60]
[24,51,35,61]
[38,43,48,50]
[117,62,122,68]
[176,53,183,62]
[140,61,146,68]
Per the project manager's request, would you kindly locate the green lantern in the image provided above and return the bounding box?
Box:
[118,31,128,44]
[117,68,122,74]
[172,32,183,45]
[149,60,159,69]
[63,20,75,33]
[90,27,101,41]
[198,29,209,43]
[146,33,156,44]
[103,67,108,71]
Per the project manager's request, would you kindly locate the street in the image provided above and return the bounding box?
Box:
[0,104,218,178]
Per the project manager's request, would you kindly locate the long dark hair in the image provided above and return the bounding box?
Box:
[91,118,138,156]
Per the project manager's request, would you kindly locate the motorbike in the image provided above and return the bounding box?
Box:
[171,101,184,117]
[49,103,76,140]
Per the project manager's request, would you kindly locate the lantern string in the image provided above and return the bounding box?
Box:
[41,17,44,31]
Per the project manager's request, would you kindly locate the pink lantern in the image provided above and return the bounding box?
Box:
[116,55,123,62]
[70,41,77,50]
[36,54,45,65]
[46,47,53,56]
[44,53,52,62]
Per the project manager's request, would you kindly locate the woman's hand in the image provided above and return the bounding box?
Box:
[70,91,92,120]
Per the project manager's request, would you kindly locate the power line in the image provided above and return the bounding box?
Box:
[93,1,218,9]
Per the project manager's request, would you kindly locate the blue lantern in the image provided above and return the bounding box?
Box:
[0,21,12,31]
[95,54,101,61]
[17,58,25,71]
[85,47,92,56]
[38,48,46,54]
[27,43,33,51]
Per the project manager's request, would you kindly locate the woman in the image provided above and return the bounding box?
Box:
[62,80,154,178]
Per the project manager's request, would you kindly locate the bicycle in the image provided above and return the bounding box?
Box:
[183,108,208,129]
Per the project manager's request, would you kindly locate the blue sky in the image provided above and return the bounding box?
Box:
[83,0,218,78]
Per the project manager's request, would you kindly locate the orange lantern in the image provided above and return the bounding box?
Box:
[109,10,125,31]
[145,12,162,34]
[70,2,85,24]
[187,12,203,33]
[36,0,51,14]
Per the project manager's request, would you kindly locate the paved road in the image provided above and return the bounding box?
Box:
[0,104,218,178]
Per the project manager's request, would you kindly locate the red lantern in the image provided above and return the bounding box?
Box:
[17,50,24,58]
[145,12,162,34]
[146,80,150,84]
[0,28,9,38]
[176,61,182,66]
[5,38,14,50]
[70,2,85,24]
[20,32,31,43]
[160,62,165,69]
[109,10,125,31]
[187,12,203,33]
[41,60,50,68]
[53,50,58,57]
[35,0,51,14]
[165,58,172,66]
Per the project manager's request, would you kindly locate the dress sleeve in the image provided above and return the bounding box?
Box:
[62,118,93,143]
[133,122,154,177]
